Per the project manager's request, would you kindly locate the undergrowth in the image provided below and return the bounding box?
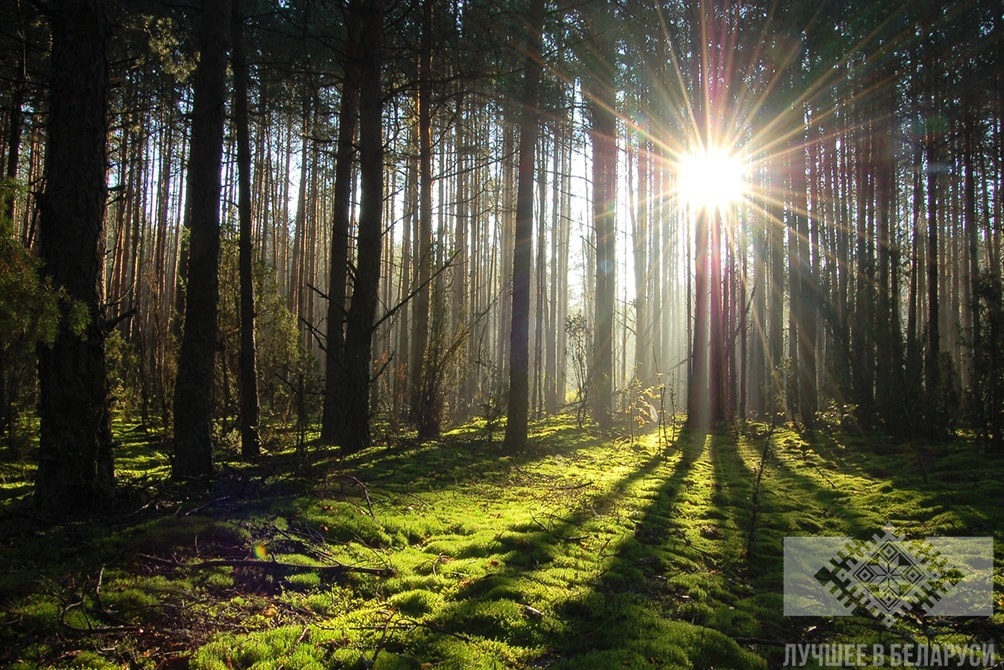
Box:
[0,416,1001,668]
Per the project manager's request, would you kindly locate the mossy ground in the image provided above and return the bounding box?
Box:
[1,416,1001,668]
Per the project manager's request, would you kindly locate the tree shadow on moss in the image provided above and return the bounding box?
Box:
[368,429,687,666]
[543,427,779,669]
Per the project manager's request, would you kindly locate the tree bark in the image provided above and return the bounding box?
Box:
[925,96,940,397]
[411,0,436,438]
[339,0,383,455]
[173,0,231,481]
[792,122,816,427]
[232,0,260,460]
[586,7,617,430]
[503,0,544,452]
[321,4,360,444]
[35,0,114,512]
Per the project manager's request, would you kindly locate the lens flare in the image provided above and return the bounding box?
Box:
[678,146,747,213]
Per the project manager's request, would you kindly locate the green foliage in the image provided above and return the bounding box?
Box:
[106,329,143,414]
[614,378,661,443]
[0,235,56,349]
[0,180,87,454]
[216,229,320,440]
[968,273,1004,450]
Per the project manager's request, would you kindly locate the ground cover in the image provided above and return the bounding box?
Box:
[1,416,1001,668]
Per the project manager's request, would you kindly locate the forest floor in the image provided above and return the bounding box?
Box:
[0,415,1002,669]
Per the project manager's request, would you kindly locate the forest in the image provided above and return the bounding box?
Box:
[0,0,1002,668]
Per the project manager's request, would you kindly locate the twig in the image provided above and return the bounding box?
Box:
[346,475,377,521]
[528,513,588,543]
[811,462,836,488]
[139,554,394,578]
[745,422,776,559]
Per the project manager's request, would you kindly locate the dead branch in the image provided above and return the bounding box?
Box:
[138,554,394,579]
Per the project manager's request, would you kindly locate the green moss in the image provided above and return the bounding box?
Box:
[1,416,1002,669]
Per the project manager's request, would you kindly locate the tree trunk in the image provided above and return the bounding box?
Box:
[411,0,436,438]
[792,123,816,427]
[35,0,114,512]
[232,0,260,460]
[925,99,941,397]
[632,137,651,386]
[173,0,231,481]
[586,7,616,430]
[503,0,544,452]
[339,0,383,455]
[321,5,360,444]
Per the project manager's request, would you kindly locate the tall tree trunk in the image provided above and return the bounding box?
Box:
[708,209,725,425]
[173,0,231,481]
[411,0,436,438]
[320,6,360,444]
[852,122,875,422]
[688,205,710,428]
[35,0,114,512]
[792,124,816,427]
[545,115,565,415]
[340,0,383,455]
[962,105,979,389]
[925,98,941,399]
[874,81,900,430]
[232,0,260,460]
[532,136,548,417]
[632,136,651,386]
[503,0,544,452]
[586,7,616,430]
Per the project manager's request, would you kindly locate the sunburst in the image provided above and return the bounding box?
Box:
[677,143,748,214]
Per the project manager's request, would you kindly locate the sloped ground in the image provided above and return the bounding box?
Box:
[0,416,1001,668]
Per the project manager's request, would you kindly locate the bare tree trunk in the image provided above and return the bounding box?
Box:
[321,6,360,444]
[962,105,979,388]
[503,0,544,452]
[339,0,383,455]
[792,123,816,427]
[411,0,436,438]
[632,135,650,386]
[173,0,231,481]
[925,92,941,398]
[232,0,260,459]
[586,6,616,430]
[35,0,114,512]
[688,206,710,428]
[532,135,548,417]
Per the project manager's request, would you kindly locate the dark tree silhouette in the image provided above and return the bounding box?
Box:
[320,2,360,446]
[232,0,260,460]
[35,0,114,511]
[339,0,384,454]
[173,0,231,480]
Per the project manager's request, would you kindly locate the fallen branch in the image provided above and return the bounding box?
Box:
[528,513,588,543]
[340,475,376,521]
[139,554,394,579]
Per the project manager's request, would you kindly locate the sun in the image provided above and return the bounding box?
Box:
[677,145,747,213]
